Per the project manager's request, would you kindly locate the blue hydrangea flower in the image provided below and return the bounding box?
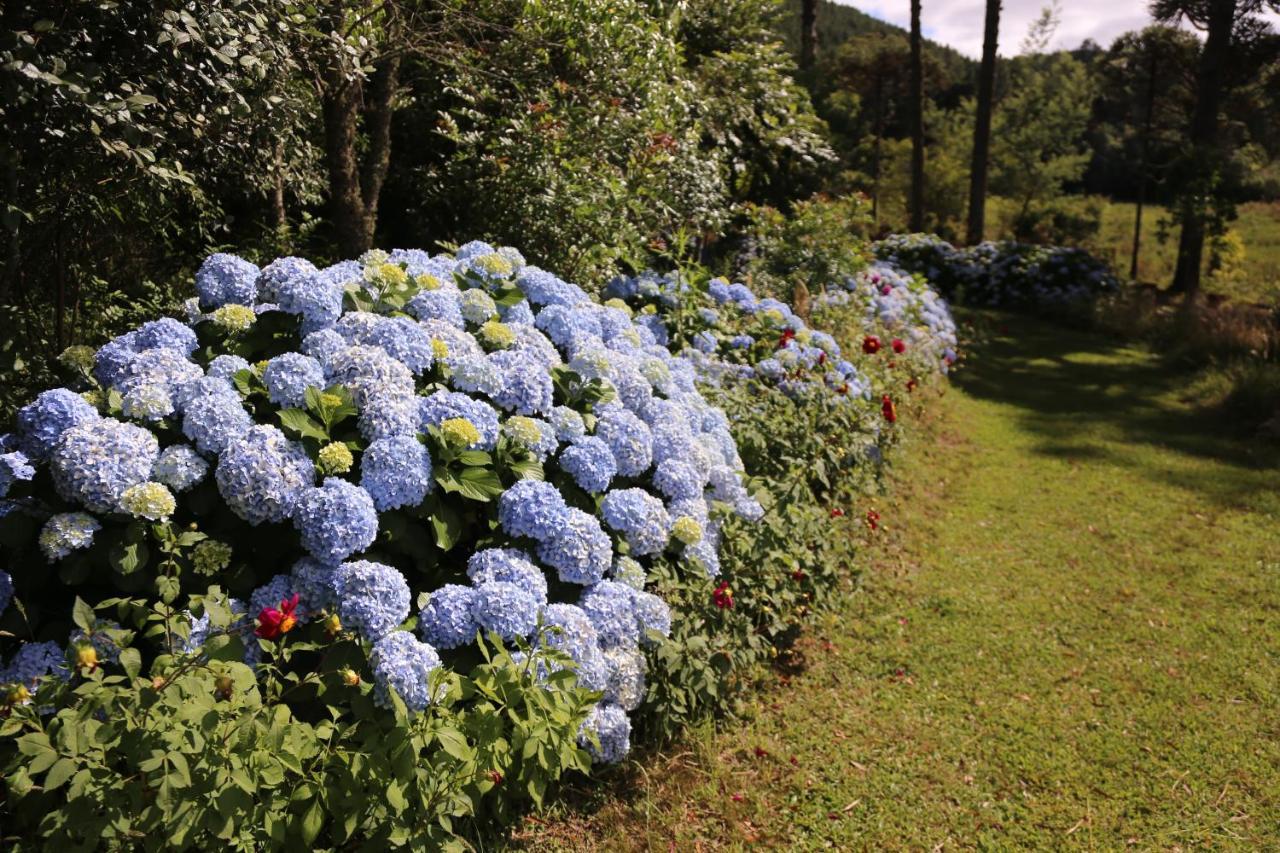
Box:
[578,702,632,764]
[549,406,586,442]
[632,591,671,644]
[459,289,497,324]
[497,479,569,540]
[602,645,646,710]
[93,335,142,388]
[290,557,340,613]
[301,329,348,366]
[293,478,378,564]
[754,358,784,381]
[534,304,600,349]
[357,388,419,442]
[263,353,326,408]
[133,318,198,356]
[594,407,653,478]
[276,265,343,332]
[121,384,174,422]
[361,434,432,511]
[536,507,611,586]
[38,512,100,562]
[335,560,410,640]
[652,458,704,502]
[256,256,318,304]
[467,548,548,602]
[182,393,252,455]
[579,581,639,648]
[407,289,465,328]
[691,330,717,353]
[207,354,252,381]
[362,317,435,374]
[517,267,587,307]
[16,389,100,460]
[600,488,671,556]
[499,300,535,325]
[327,345,414,407]
[0,641,68,693]
[195,253,259,309]
[471,581,539,641]
[112,349,202,408]
[215,425,313,525]
[152,445,208,492]
[419,391,500,451]
[0,451,34,499]
[488,350,553,415]
[536,603,608,689]
[371,630,441,711]
[447,354,504,398]
[418,584,478,650]
[50,418,159,513]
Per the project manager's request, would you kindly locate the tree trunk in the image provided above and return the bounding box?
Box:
[272,137,288,251]
[1130,44,1160,281]
[872,75,883,223]
[966,0,1001,246]
[1169,0,1236,303]
[909,0,925,233]
[800,0,818,71]
[321,54,401,257]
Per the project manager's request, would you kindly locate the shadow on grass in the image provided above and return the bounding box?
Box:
[953,310,1280,508]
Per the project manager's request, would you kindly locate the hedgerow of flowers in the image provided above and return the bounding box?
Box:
[0,242,766,768]
[874,233,1120,312]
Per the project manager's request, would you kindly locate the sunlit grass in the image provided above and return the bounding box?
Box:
[507,311,1280,850]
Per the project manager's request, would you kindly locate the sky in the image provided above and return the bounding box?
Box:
[833,0,1280,58]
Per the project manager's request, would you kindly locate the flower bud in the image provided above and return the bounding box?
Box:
[339,668,361,687]
[74,642,99,673]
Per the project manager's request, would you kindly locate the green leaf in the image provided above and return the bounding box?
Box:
[299,798,324,845]
[118,647,142,679]
[430,503,463,552]
[277,408,329,441]
[109,539,150,575]
[72,597,94,632]
[454,467,503,502]
[43,757,77,791]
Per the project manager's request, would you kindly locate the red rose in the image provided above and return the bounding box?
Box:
[830,507,845,518]
[862,335,881,354]
[255,594,300,640]
[891,338,906,353]
[865,509,880,531]
[906,378,918,393]
[712,581,734,610]
[777,328,796,349]
[881,395,897,423]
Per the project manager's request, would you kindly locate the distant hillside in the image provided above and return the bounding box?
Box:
[776,0,976,87]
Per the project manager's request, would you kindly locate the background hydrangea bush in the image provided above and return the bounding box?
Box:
[0,234,959,846]
[875,233,1120,315]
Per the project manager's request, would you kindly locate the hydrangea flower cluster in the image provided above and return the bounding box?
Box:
[1,241,760,765]
[874,233,1119,312]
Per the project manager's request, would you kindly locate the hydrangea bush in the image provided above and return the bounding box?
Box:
[0,234,960,846]
[875,233,1120,313]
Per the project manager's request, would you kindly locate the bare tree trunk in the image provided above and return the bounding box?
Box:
[1130,44,1159,281]
[800,0,818,71]
[321,53,401,258]
[966,0,1001,246]
[909,0,925,233]
[872,76,883,224]
[1169,0,1236,305]
[272,137,288,250]
[2,156,18,302]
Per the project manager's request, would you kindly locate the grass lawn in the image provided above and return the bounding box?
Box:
[507,311,1280,850]
[1095,200,1280,303]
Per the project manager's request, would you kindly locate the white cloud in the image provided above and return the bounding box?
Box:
[831,0,1280,59]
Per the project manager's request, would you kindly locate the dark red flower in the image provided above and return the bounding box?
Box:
[792,569,807,582]
[830,507,845,518]
[891,338,906,354]
[488,770,504,785]
[865,509,880,531]
[777,328,796,349]
[712,581,734,610]
[862,335,881,355]
[255,594,300,640]
[817,351,827,366]
[881,395,897,423]
[880,284,892,296]
[731,792,745,802]
[906,378,918,393]
[753,746,768,758]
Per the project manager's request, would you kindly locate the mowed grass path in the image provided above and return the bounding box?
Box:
[512,313,1280,850]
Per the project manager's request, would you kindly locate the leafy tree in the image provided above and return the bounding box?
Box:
[1152,0,1280,301]
[990,9,1096,226]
